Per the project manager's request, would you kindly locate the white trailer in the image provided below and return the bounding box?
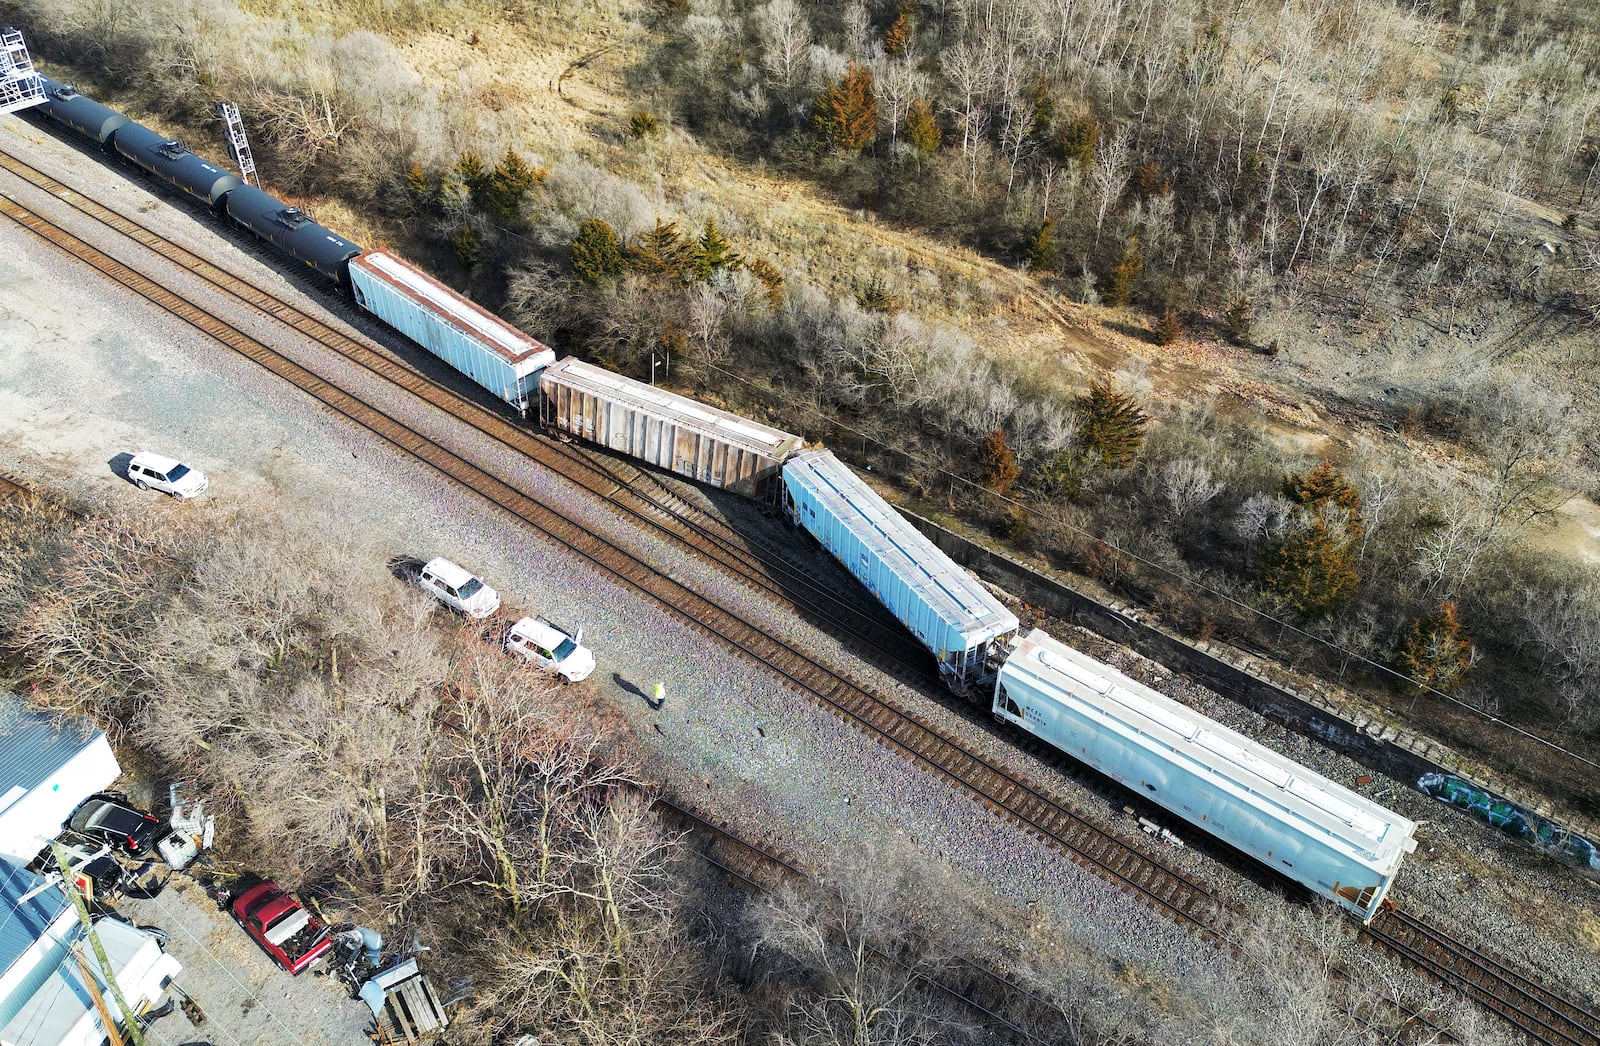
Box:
[0,697,120,864]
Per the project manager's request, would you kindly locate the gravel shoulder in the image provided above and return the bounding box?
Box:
[3,109,1597,1042]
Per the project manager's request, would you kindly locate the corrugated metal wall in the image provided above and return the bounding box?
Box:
[541,380,785,499]
[350,262,534,409]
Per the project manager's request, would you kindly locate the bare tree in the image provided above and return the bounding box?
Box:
[1090,126,1133,240]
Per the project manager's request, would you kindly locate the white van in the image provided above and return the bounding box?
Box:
[417,557,501,619]
[128,452,208,499]
[505,616,595,682]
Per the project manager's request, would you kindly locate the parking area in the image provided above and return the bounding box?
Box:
[115,873,371,1046]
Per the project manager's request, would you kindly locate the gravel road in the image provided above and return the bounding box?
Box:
[2,108,1596,1045]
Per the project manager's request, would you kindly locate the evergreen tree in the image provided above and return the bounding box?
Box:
[1099,237,1143,306]
[905,99,941,158]
[1056,116,1098,168]
[1397,601,1475,694]
[747,257,786,308]
[570,218,624,283]
[689,218,742,282]
[404,162,432,205]
[626,219,692,282]
[1078,380,1148,469]
[1263,511,1361,617]
[814,64,878,153]
[1024,217,1057,272]
[450,222,483,269]
[454,149,492,209]
[627,110,660,139]
[1154,307,1183,345]
[485,148,545,223]
[883,4,913,57]
[1132,160,1171,197]
[1224,295,1253,345]
[1263,461,1365,617]
[978,429,1020,493]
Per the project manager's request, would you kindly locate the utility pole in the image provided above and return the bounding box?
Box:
[51,841,149,1046]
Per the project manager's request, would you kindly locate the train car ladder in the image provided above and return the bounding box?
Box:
[217,101,257,185]
[0,28,46,115]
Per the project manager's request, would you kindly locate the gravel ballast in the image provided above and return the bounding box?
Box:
[2,112,1596,1044]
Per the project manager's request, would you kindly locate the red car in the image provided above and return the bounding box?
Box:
[230,881,333,974]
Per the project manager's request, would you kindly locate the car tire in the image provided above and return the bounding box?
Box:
[134,478,149,491]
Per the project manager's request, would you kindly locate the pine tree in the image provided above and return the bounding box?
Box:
[570,218,624,283]
[1078,380,1148,469]
[814,64,878,152]
[1263,513,1361,617]
[1024,218,1057,272]
[689,218,742,282]
[627,110,660,139]
[883,3,913,57]
[1397,601,1475,694]
[626,219,692,282]
[454,149,492,209]
[1263,462,1365,617]
[978,429,1020,493]
[485,148,545,223]
[1154,307,1183,345]
[1224,295,1253,345]
[905,99,941,158]
[1057,116,1098,168]
[450,222,483,269]
[1098,237,1143,306]
[747,257,785,308]
[1132,160,1171,197]
[404,162,432,205]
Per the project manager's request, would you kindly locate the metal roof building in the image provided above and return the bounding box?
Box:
[995,629,1418,922]
[782,449,1019,688]
[540,357,803,501]
[0,696,120,864]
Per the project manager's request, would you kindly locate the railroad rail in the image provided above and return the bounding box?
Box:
[0,184,1236,935]
[0,145,936,686]
[6,158,1599,1045]
[1367,907,1600,1046]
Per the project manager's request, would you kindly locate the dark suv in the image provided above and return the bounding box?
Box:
[66,793,163,858]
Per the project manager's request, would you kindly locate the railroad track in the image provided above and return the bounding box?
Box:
[1367,908,1600,1046]
[0,145,936,686]
[0,180,1236,934]
[7,157,1600,1045]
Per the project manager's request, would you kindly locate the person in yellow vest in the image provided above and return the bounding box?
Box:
[651,681,665,710]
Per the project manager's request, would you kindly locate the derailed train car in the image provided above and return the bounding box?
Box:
[351,250,555,412]
[782,448,1019,690]
[995,628,1418,922]
[540,357,803,502]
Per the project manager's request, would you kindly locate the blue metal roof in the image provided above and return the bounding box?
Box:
[0,693,104,806]
[0,857,72,985]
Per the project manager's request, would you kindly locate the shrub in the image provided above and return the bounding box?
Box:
[747,257,786,307]
[571,218,624,283]
[1396,601,1475,694]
